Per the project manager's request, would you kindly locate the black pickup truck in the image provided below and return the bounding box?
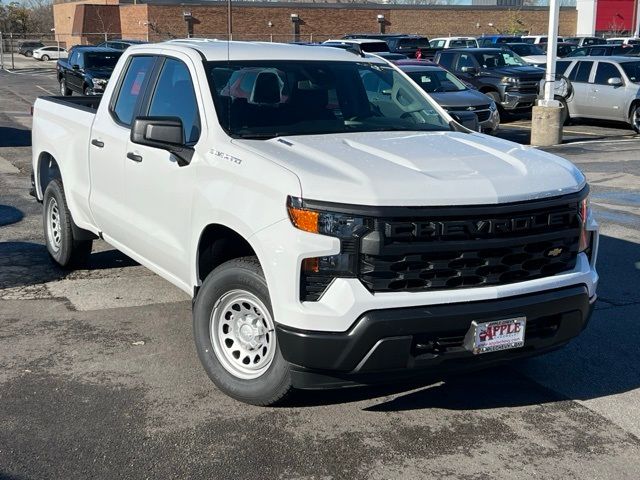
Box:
[434,48,544,119]
[56,46,122,96]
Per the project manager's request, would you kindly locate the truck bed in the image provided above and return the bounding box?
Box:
[41,95,102,113]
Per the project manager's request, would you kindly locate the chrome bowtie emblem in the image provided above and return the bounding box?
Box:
[466,106,476,111]
[547,247,563,257]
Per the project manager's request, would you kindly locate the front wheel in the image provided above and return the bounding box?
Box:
[43,179,92,268]
[630,104,640,133]
[41,54,50,61]
[484,91,504,121]
[193,257,293,406]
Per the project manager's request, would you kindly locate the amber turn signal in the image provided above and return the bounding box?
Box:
[288,205,319,233]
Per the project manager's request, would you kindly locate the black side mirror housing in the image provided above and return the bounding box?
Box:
[72,64,80,70]
[130,116,194,166]
[461,66,478,75]
[449,111,480,133]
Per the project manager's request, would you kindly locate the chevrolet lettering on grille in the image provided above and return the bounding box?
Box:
[384,211,575,240]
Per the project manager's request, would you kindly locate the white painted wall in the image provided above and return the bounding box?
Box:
[576,0,597,35]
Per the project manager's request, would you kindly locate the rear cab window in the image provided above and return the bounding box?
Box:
[111,56,155,126]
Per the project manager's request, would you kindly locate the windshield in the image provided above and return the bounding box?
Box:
[621,62,640,82]
[85,52,121,69]
[206,61,450,139]
[406,69,467,92]
[508,44,545,56]
[398,38,430,49]
[474,51,527,68]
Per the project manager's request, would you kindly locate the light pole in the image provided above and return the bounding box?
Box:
[530,0,563,146]
[227,0,232,41]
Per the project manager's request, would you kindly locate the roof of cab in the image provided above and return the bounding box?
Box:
[143,39,387,63]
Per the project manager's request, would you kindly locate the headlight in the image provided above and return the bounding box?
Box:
[489,101,497,112]
[92,78,107,88]
[287,196,365,239]
[578,196,591,253]
[501,76,519,84]
[288,197,368,301]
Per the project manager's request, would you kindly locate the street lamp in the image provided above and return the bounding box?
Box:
[377,14,385,34]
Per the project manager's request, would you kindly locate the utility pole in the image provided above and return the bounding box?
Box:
[0,32,4,70]
[530,0,563,146]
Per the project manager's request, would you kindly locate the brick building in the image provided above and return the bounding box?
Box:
[53,0,578,48]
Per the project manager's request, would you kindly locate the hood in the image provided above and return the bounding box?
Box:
[483,65,545,78]
[521,55,547,65]
[235,131,585,206]
[429,89,493,108]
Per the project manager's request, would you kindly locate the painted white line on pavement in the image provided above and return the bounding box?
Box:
[0,155,20,174]
[552,137,640,147]
[36,85,55,95]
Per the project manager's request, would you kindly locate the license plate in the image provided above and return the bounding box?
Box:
[463,317,526,355]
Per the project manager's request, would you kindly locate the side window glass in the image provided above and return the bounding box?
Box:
[556,61,570,75]
[594,62,621,84]
[590,47,606,56]
[568,61,593,83]
[148,58,201,144]
[112,56,155,126]
[455,53,476,70]
[437,53,455,69]
[69,51,79,65]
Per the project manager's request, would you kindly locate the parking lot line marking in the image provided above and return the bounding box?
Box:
[36,85,55,95]
[552,137,640,147]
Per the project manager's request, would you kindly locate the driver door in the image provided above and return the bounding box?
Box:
[589,61,628,121]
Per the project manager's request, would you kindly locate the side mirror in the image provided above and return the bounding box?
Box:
[72,64,80,70]
[607,77,623,87]
[450,111,480,132]
[130,116,194,166]
[461,66,478,75]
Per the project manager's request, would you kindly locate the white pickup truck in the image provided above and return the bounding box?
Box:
[31,40,599,405]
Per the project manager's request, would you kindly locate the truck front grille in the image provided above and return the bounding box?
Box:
[357,193,583,294]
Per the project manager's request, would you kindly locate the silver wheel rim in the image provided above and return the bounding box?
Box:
[210,290,276,380]
[46,197,62,253]
[633,109,640,131]
[60,80,65,94]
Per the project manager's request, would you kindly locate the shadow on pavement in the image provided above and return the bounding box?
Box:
[0,242,138,289]
[291,234,640,411]
[0,205,24,226]
[0,127,31,147]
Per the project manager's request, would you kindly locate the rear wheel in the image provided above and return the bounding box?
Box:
[83,85,92,96]
[193,257,293,406]
[41,54,50,61]
[59,78,71,96]
[25,50,33,57]
[43,179,93,268]
[630,104,640,133]
[558,97,570,126]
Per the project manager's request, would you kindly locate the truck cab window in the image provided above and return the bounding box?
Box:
[147,58,201,144]
[112,56,154,126]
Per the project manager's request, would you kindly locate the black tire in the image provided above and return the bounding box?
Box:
[83,85,91,96]
[484,91,504,121]
[630,103,640,134]
[193,256,293,406]
[557,97,570,126]
[25,50,33,57]
[60,78,71,96]
[43,178,92,268]
[41,54,50,61]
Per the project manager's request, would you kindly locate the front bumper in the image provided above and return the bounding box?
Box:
[500,90,539,110]
[278,285,594,389]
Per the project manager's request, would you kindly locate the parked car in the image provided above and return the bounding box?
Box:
[341,34,437,59]
[57,47,122,96]
[31,40,597,406]
[505,43,547,67]
[18,41,44,57]
[539,42,577,58]
[477,35,522,47]
[323,39,390,53]
[551,56,640,132]
[32,46,68,61]
[434,48,544,118]
[521,35,564,44]
[429,37,479,49]
[606,37,640,45]
[396,60,499,133]
[566,44,640,57]
[95,39,147,51]
[564,36,607,47]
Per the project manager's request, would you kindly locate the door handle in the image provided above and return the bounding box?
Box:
[127,152,143,163]
[91,139,104,148]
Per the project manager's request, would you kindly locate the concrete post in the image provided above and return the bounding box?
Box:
[530,0,563,146]
[0,32,4,71]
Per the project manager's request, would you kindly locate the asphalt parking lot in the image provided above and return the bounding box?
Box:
[1,65,640,479]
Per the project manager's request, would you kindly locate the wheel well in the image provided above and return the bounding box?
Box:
[629,100,640,120]
[38,153,61,195]
[196,225,256,284]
